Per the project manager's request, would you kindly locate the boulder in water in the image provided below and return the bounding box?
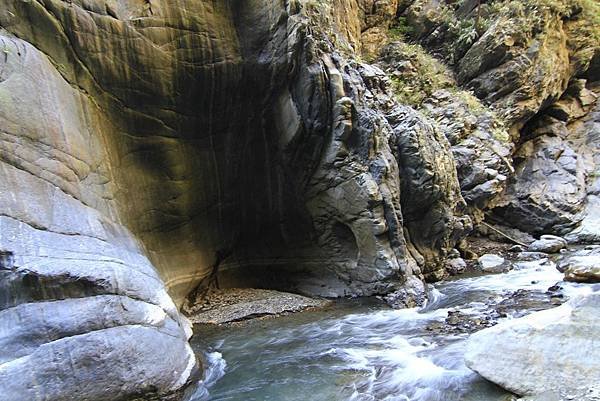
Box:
[478,254,512,273]
[558,248,600,283]
[516,251,548,262]
[446,257,467,276]
[527,235,567,254]
[465,290,600,396]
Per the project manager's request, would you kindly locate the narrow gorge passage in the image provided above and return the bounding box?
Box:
[1,0,599,400]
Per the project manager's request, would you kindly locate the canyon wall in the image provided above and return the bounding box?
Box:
[0,0,598,400]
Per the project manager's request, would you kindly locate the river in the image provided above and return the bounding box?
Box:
[185,257,588,401]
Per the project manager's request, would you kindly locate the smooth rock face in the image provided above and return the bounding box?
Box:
[0,0,599,399]
[0,0,471,304]
[465,291,600,396]
[478,254,512,273]
[0,1,471,399]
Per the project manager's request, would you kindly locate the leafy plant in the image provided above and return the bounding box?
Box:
[388,17,413,41]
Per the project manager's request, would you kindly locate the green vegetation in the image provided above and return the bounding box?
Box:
[388,17,413,41]
[384,42,454,107]
[393,0,599,65]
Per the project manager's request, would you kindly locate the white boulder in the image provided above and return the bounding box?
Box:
[478,254,512,273]
[465,291,600,396]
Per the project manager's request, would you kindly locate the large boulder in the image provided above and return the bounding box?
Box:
[527,235,568,254]
[558,247,600,283]
[478,254,512,273]
[465,291,600,396]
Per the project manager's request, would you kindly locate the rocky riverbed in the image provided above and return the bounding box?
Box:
[182,241,598,401]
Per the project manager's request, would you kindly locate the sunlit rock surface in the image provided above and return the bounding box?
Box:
[465,290,600,396]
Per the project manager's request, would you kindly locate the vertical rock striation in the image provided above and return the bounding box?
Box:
[0,0,471,398]
[1,0,598,399]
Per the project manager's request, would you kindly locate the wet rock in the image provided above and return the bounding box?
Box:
[465,291,600,396]
[528,235,568,254]
[517,385,600,401]
[494,289,566,319]
[446,257,467,276]
[509,245,525,253]
[478,254,513,273]
[425,309,495,335]
[557,248,600,283]
[426,285,568,336]
[384,277,427,309]
[516,252,549,262]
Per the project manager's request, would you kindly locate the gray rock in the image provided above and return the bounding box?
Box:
[516,252,549,262]
[184,288,329,324]
[528,235,568,254]
[0,2,479,398]
[557,248,600,283]
[384,277,428,309]
[0,251,14,270]
[509,245,525,253]
[478,254,513,273]
[446,257,467,276]
[465,291,600,396]
[494,91,600,237]
[565,102,600,244]
[419,90,514,217]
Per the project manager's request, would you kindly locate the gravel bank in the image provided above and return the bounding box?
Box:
[184,288,330,324]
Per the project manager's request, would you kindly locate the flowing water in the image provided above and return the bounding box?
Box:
[186,258,590,401]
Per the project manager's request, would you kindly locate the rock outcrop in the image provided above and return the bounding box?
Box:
[0,0,471,399]
[465,290,600,397]
[1,0,600,399]
[396,0,600,237]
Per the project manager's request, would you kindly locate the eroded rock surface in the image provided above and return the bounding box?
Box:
[0,1,472,399]
[184,288,329,325]
[1,0,600,399]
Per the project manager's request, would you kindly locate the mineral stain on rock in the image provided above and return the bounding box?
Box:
[0,0,599,400]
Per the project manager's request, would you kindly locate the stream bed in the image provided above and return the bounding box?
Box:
[186,258,588,401]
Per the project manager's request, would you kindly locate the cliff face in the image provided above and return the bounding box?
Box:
[0,0,598,400]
